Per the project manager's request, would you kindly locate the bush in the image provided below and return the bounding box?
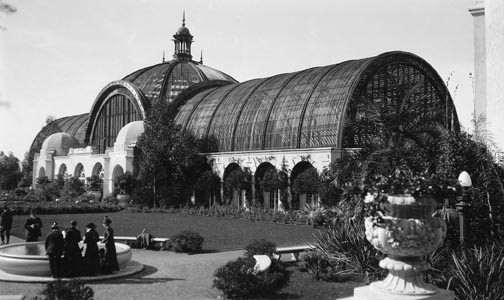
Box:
[441,242,504,300]
[315,218,386,282]
[213,256,289,299]
[171,230,204,253]
[40,279,94,300]
[244,239,276,258]
[300,249,334,281]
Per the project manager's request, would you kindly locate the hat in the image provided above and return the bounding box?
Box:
[70,220,77,227]
[103,216,112,225]
[85,222,96,229]
[51,222,59,229]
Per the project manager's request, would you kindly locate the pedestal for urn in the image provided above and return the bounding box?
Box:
[341,195,454,300]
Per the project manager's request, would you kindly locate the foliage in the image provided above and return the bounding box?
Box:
[441,242,504,300]
[300,249,334,281]
[315,218,386,282]
[318,166,342,207]
[213,256,289,299]
[40,279,94,300]
[171,230,204,253]
[135,98,200,207]
[292,168,319,194]
[62,177,85,198]
[0,199,120,215]
[244,239,276,258]
[194,170,221,206]
[114,172,137,195]
[0,151,21,190]
[86,175,102,191]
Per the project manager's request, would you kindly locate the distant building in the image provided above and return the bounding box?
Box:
[31,16,459,209]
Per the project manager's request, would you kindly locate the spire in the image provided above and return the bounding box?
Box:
[162,50,165,63]
[182,11,186,27]
[200,50,203,64]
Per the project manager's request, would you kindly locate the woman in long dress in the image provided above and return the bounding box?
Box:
[83,222,100,276]
[101,216,119,274]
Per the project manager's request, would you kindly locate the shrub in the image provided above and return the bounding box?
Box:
[315,218,386,282]
[63,177,86,198]
[443,242,504,300]
[244,239,276,258]
[40,279,94,300]
[171,230,204,253]
[300,249,334,280]
[213,256,289,299]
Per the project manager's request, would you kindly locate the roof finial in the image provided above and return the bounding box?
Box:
[162,50,165,63]
[182,11,186,27]
[200,50,203,64]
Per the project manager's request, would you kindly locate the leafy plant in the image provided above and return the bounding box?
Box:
[114,172,137,195]
[213,256,289,299]
[315,218,386,282]
[86,175,102,191]
[300,249,334,280]
[446,242,504,300]
[39,279,94,300]
[62,177,85,198]
[171,230,204,253]
[244,239,276,258]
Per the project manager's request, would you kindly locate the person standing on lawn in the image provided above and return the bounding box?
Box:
[64,220,82,277]
[45,222,64,278]
[101,216,119,274]
[0,206,13,244]
[24,209,42,242]
[83,222,100,276]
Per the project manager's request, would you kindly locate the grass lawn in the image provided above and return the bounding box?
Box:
[10,211,323,251]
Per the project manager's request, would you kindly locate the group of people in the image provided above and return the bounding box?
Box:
[23,209,119,278]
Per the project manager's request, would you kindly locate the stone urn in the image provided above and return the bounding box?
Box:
[364,195,447,295]
[116,194,131,208]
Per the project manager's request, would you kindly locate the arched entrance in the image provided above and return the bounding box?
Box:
[223,163,251,208]
[74,163,86,183]
[255,162,279,210]
[38,167,46,179]
[290,161,318,210]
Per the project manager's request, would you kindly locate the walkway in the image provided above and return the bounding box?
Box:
[0,236,244,300]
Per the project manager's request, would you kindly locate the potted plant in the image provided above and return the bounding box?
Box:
[363,171,457,296]
[86,174,102,201]
[114,172,136,207]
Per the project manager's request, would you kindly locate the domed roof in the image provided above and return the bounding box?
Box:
[176,25,191,36]
[30,113,89,157]
[41,132,81,156]
[122,60,237,104]
[115,121,144,146]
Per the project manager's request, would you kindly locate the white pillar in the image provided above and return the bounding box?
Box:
[469,1,487,127]
[485,0,504,152]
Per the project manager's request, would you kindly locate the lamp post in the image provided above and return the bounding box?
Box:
[456,171,472,248]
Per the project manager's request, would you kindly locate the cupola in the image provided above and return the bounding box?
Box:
[173,12,193,61]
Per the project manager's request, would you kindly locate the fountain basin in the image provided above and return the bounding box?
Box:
[0,241,132,277]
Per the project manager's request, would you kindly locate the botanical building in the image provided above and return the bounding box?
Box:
[31,17,459,209]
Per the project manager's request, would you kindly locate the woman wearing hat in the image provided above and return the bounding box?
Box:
[83,222,100,276]
[101,216,119,274]
[45,222,64,278]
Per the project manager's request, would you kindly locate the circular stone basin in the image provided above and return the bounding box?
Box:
[0,242,132,277]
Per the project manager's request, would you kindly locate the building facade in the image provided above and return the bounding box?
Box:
[31,17,459,209]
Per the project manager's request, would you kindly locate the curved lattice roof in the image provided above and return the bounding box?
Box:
[122,60,237,103]
[29,113,89,156]
[174,51,459,152]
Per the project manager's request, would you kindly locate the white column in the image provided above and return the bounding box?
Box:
[469,1,487,127]
[485,0,504,152]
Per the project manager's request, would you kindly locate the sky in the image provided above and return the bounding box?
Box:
[0,0,477,160]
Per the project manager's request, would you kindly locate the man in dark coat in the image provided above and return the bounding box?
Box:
[63,220,82,277]
[24,209,42,242]
[101,216,119,274]
[83,222,100,276]
[0,206,13,244]
[45,222,64,278]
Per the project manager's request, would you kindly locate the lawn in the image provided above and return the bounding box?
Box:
[10,211,323,251]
